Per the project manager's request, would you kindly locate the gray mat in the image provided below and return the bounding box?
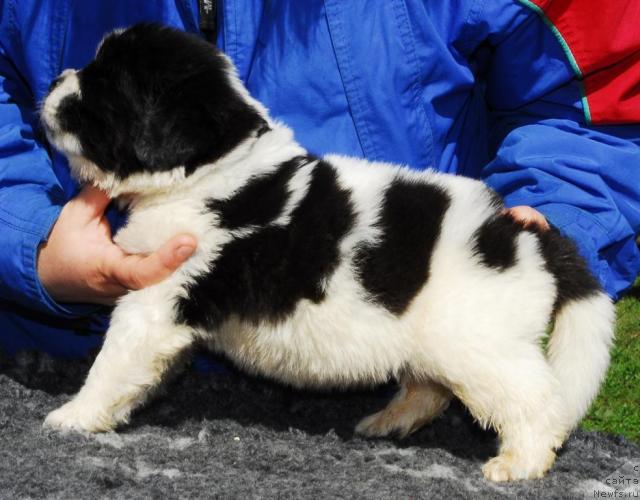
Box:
[1,351,638,499]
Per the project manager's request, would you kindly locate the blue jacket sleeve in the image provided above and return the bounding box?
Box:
[483,119,640,300]
[0,45,79,316]
[478,5,640,300]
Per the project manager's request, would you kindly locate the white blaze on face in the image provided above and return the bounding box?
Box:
[41,69,83,155]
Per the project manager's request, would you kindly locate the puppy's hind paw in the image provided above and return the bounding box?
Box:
[482,449,555,482]
[355,411,390,438]
[355,410,417,439]
[43,401,115,434]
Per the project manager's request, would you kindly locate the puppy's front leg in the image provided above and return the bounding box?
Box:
[44,289,195,433]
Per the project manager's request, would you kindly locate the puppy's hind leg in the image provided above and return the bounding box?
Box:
[44,291,195,433]
[356,379,452,439]
[433,339,568,482]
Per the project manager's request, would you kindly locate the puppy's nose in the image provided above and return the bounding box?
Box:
[47,75,65,94]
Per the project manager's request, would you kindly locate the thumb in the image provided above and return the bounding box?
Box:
[108,234,197,290]
[74,185,112,221]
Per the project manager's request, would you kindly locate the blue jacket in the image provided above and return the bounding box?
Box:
[1,0,639,357]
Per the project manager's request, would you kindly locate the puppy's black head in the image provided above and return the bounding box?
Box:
[41,24,267,191]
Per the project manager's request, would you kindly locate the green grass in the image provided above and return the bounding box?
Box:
[581,284,640,443]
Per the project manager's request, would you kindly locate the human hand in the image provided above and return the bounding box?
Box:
[37,186,197,305]
[503,205,550,231]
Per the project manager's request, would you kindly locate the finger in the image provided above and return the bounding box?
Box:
[537,221,550,231]
[521,209,549,230]
[503,207,550,231]
[74,185,112,221]
[502,207,522,224]
[107,234,197,290]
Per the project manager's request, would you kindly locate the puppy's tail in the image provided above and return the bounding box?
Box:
[548,292,614,430]
[542,230,615,431]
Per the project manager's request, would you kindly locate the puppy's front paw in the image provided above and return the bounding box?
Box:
[43,400,115,434]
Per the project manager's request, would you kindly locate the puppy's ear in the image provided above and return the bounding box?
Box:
[133,69,265,174]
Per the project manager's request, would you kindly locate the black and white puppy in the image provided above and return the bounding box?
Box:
[41,24,614,482]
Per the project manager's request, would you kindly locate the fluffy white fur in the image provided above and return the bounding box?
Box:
[42,54,615,484]
[41,69,83,156]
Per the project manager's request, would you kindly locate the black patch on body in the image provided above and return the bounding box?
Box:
[176,160,355,330]
[54,23,266,178]
[208,156,306,229]
[472,213,601,312]
[486,187,504,211]
[354,179,450,315]
[473,215,521,270]
[538,227,601,311]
